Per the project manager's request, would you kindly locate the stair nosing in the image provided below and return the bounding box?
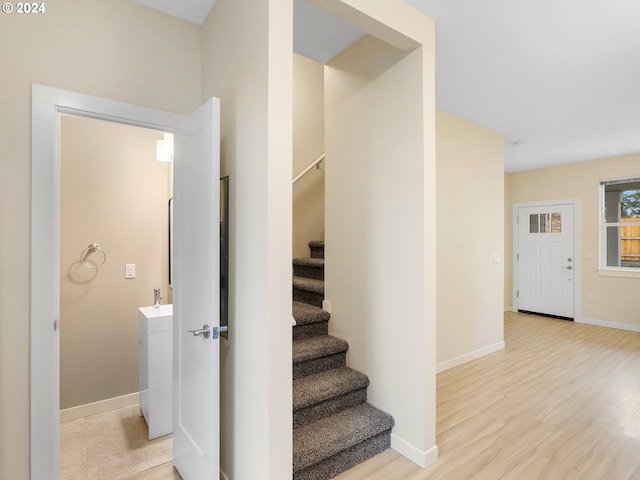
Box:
[293,403,394,472]
[293,367,369,410]
[293,276,324,294]
[292,301,330,326]
[293,335,348,364]
[293,336,348,363]
[293,257,325,268]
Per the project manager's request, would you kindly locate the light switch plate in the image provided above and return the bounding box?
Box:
[125,264,135,279]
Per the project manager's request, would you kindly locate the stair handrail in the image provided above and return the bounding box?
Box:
[292,153,325,185]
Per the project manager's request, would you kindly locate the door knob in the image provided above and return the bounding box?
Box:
[562,266,573,270]
[188,324,210,339]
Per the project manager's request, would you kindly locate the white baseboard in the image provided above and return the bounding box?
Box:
[60,392,139,422]
[391,434,438,469]
[436,341,506,374]
[575,316,640,333]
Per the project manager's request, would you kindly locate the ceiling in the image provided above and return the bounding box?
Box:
[134,0,640,173]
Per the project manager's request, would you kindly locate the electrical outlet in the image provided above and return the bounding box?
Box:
[322,300,331,313]
[587,294,593,302]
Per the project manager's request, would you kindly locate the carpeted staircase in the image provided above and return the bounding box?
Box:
[292,241,394,480]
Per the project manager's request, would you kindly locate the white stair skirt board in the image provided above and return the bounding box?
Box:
[576,317,640,333]
[391,434,438,469]
[436,342,506,374]
[60,392,139,423]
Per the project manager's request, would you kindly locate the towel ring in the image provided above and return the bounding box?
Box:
[81,243,107,269]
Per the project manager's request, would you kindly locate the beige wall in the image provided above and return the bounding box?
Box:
[60,116,170,409]
[435,111,504,369]
[506,154,640,329]
[293,53,325,259]
[325,2,437,464]
[0,1,201,477]
[202,0,293,477]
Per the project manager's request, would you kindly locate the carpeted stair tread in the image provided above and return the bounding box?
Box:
[293,257,325,269]
[293,403,394,473]
[293,367,369,411]
[293,276,324,294]
[293,301,330,326]
[309,241,324,259]
[293,335,348,364]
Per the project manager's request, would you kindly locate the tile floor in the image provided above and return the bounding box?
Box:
[60,405,173,480]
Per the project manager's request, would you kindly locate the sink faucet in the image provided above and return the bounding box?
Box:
[153,288,162,308]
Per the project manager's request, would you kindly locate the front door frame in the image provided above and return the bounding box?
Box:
[31,84,186,479]
[512,199,581,320]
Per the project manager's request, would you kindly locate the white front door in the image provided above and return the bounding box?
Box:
[517,203,575,318]
[172,98,221,479]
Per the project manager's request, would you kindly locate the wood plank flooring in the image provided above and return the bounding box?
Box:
[131,311,640,479]
[335,311,640,480]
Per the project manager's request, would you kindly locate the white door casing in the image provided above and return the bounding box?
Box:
[30,85,220,480]
[172,98,221,479]
[513,202,577,319]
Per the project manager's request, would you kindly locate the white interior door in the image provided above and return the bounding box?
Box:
[172,97,220,479]
[517,203,575,318]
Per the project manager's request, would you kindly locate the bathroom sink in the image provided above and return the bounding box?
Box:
[139,304,173,318]
[139,305,173,334]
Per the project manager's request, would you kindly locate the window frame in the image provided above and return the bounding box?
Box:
[599,177,640,277]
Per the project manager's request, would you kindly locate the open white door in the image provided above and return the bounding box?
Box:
[516,203,575,318]
[172,98,221,479]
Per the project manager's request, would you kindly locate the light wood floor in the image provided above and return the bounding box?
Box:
[131,312,640,480]
[335,311,640,480]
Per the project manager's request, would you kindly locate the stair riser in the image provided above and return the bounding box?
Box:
[294,353,346,379]
[294,430,391,480]
[294,389,367,429]
[293,289,323,309]
[293,265,324,281]
[293,322,329,341]
[310,246,324,259]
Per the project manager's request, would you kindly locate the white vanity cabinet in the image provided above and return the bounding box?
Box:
[138,305,173,439]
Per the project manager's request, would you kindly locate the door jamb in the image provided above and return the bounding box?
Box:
[511,199,581,320]
[31,84,186,479]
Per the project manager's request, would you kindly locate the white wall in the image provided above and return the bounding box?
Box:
[435,111,505,371]
[324,0,437,466]
[293,54,325,259]
[201,0,293,478]
[0,2,201,477]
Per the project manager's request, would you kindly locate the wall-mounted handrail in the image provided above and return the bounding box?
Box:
[292,153,325,185]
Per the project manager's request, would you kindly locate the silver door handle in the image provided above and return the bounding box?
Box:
[188,324,210,339]
[562,266,573,270]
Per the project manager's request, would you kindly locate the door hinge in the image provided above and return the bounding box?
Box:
[516,215,519,224]
[53,319,58,331]
[516,253,519,261]
[516,290,519,298]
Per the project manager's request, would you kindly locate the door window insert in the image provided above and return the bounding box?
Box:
[529,213,562,234]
